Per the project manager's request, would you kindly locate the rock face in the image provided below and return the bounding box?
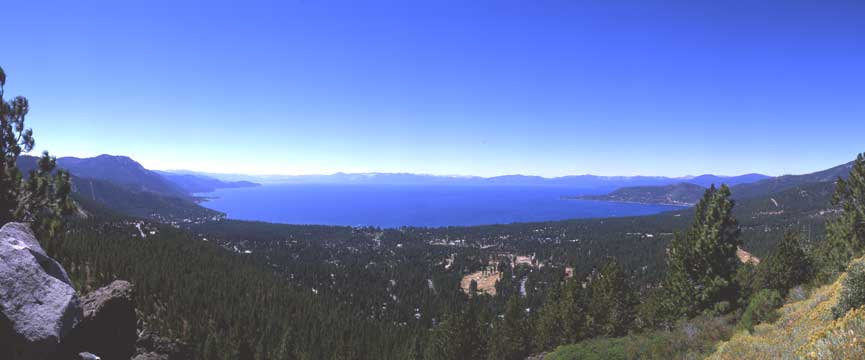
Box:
[1,222,179,359]
[62,280,138,359]
[0,222,82,360]
[78,352,101,360]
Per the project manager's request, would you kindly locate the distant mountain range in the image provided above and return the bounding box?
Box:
[16,154,259,221]
[575,161,853,206]
[153,171,259,194]
[54,155,188,197]
[575,183,707,206]
[41,155,258,197]
[171,170,770,192]
[12,153,853,223]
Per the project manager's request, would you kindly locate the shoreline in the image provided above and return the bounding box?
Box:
[560,196,694,207]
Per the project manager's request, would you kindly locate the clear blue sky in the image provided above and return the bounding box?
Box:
[4,0,864,177]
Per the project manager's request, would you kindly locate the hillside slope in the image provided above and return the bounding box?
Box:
[17,155,226,221]
[18,154,188,197]
[574,161,849,208]
[731,162,853,200]
[686,173,771,188]
[70,177,222,222]
[710,258,865,359]
[57,155,188,196]
[576,182,705,205]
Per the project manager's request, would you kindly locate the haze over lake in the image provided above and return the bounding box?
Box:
[199,184,685,228]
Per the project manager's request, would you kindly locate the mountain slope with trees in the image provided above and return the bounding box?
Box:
[543,153,865,360]
[56,155,187,197]
[730,161,853,200]
[576,182,706,205]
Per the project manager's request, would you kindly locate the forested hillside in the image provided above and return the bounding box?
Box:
[576,182,706,205]
[69,176,222,222]
[542,153,865,359]
[42,221,422,359]
[25,154,853,359]
[4,65,861,359]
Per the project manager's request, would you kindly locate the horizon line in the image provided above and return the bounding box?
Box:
[34,151,857,180]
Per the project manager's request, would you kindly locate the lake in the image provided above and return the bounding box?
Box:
[198,184,685,228]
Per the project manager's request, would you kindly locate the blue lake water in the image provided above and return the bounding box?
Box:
[199,184,685,228]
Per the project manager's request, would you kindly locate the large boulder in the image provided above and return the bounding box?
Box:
[0,222,82,359]
[62,280,138,359]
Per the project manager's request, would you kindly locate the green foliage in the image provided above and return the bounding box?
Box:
[755,231,811,295]
[531,260,637,354]
[0,66,74,236]
[424,305,487,360]
[737,289,783,332]
[733,263,758,308]
[43,220,422,360]
[486,297,530,360]
[532,277,592,353]
[579,182,705,205]
[532,284,563,352]
[661,185,741,320]
[547,314,736,360]
[588,260,636,337]
[832,260,865,318]
[557,280,589,343]
[635,288,668,330]
[818,153,865,276]
[545,336,630,360]
[19,153,76,237]
[69,176,220,222]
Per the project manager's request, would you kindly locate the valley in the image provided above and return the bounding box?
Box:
[4,4,865,358]
[13,152,846,359]
[3,148,859,360]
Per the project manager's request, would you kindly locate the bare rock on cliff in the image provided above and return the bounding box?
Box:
[62,280,138,359]
[0,222,82,360]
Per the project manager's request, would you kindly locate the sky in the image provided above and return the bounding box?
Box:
[3,0,865,177]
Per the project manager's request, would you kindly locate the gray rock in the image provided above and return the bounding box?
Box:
[78,351,101,360]
[62,280,137,359]
[0,222,82,359]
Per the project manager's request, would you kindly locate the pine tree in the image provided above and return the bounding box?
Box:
[274,329,294,360]
[587,260,636,336]
[532,284,562,352]
[202,333,221,360]
[0,65,74,234]
[819,153,865,275]
[662,184,741,318]
[403,334,423,360]
[487,297,529,360]
[423,305,486,360]
[756,231,810,294]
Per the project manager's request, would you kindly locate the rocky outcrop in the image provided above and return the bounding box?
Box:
[78,352,101,360]
[736,246,761,265]
[62,280,138,359]
[0,222,82,359]
[1,222,182,360]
